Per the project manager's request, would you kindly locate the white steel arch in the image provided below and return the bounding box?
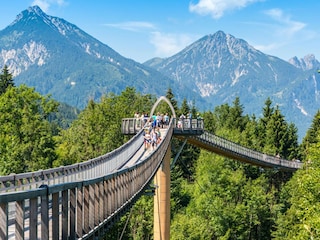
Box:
[150,96,176,119]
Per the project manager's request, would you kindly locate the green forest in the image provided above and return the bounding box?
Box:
[1,65,320,239]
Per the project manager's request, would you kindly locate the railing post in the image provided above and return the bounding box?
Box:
[40,185,49,240]
[94,183,99,226]
[76,187,83,238]
[62,189,69,240]
[70,188,76,239]
[29,197,38,239]
[83,185,90,234]
[0,203,7,239]
[89,185,94,230]
[15,200,24,240]
[52,192,60,240]
[99,181,104,223]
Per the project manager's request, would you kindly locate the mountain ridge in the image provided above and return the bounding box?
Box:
[1,6,320,140]
[144,31,320,139]
[0,6,189,109]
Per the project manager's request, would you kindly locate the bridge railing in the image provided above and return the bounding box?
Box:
[192,131,303,171]
[0,127,145,193]
[121,117,204,135]
[0,119,174,240]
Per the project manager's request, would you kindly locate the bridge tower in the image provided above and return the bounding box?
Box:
[153,144,171,240]
[150,96,176,240]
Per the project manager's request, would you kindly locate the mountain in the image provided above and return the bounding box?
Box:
[1,7,320,139]
[144,31,320,139]
[0,6,188,109]
[288,54,320,71]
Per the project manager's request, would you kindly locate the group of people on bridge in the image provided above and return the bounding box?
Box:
[134,111,170,127]
[134,112,169,150]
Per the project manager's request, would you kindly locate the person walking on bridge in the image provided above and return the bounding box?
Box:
[151,128,158,149]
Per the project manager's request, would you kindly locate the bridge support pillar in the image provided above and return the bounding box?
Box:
[154,144,171,240]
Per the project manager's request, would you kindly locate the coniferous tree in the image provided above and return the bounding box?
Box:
[202,110,217,133]
[283,123,300,160]
[165,87,178,114]
[179,98,190,116]
[264,107,287,156]
[261,97,274,123]
[227,97,246,131]
[300,110,320,160]
[190,99,198,118]
[0,65,14,94]
[241,114,261,150]
[212,103,232,130]
[258,97,274,147]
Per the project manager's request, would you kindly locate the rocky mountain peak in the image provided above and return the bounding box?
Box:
[11,5,48,26]
[26,5,47,17]
[288,54,319,70]
[9,5,78,37]
[184,31,261,64]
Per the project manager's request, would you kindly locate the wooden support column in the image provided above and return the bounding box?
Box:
[154,144,171,240]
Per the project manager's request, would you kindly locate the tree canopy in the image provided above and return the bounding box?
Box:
[0,85,58,174]
[0,80,319,239]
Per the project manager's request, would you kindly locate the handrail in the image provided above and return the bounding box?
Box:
[188,131,303,171]
[121,117,204,135]
[0,127,145,193]
[0,120,174,240]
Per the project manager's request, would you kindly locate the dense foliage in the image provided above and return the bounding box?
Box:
[0,66,58,174]
[54,87,156,166]
[1,65,320,239]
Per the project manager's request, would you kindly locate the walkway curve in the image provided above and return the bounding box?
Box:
[150,96,176,119]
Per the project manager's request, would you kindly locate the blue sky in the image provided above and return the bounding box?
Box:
[1,0,320,63]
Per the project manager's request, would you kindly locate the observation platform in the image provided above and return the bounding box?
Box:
[121,118,204,136]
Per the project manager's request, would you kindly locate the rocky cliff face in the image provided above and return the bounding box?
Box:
[288,54,320,71]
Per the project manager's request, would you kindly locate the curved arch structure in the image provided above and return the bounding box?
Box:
[150,96,176,119]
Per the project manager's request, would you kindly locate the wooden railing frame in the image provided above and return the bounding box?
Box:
[0,114,304,239]
[0,121,173,240]
[0,127,145,193]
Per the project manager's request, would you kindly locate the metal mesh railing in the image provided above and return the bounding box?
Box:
[191,131,303,171]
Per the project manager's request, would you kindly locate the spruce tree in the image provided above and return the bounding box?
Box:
[165,87,178,114]
[300,110,320,160]
[179,98,190,116]
[0,65,14,94]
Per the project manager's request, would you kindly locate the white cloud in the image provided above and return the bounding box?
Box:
[103,21,156,32]
[150,32,194,57]
[189,0,262,19]
[252,8,307,54]
[31,0,67,12]
[254,42,284,53]
[264,8,306,37]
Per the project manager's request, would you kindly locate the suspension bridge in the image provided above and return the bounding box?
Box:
[0,96,303,240]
